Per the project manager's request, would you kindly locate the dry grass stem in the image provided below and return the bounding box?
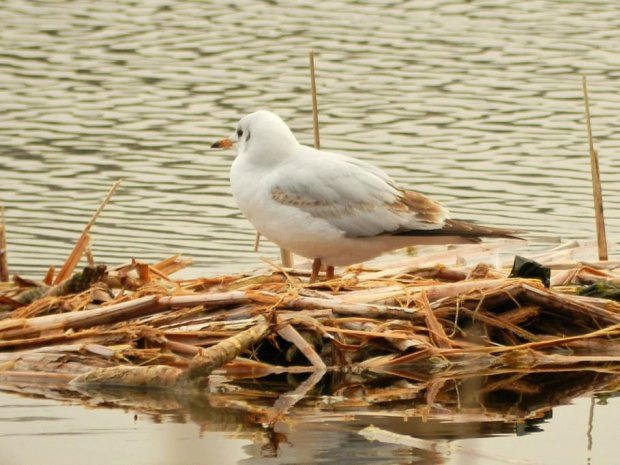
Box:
[54,180,122,284]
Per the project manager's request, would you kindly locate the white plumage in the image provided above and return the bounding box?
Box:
[212,110,520,278]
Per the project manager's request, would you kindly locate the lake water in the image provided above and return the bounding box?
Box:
[1,0,619,463]
[2,0,620,278]
[1,387,618,465]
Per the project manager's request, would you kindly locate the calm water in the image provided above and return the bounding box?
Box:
[1,387,618,465]
[1,0,620,463]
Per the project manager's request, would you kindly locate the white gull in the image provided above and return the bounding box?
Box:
[212,110,521,282]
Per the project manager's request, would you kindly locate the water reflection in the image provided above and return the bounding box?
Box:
[1,368,617,463]
[2,0,620,280]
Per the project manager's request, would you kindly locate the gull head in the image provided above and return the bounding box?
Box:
[211,110,299,165]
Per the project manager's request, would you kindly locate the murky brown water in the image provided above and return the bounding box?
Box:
[1,0,620,463]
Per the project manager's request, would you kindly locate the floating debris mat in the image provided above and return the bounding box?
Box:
[0,249,619,394]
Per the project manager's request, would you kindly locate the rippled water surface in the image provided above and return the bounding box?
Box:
[2,0,620,278]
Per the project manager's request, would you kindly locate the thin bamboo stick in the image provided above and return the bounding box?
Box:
[0,206,8,282]
[582,76,608,261]
[266,51,323,269]
[309,50,321,150]
[54,180,122,284]
[253,232,261,252]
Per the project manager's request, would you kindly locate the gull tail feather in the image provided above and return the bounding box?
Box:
[393,219,524,240]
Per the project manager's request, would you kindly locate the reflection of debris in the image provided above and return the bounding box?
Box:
[359,425,536,464]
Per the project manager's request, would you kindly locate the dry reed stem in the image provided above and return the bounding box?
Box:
[0,371,76,383]
[309,50,321,150]
[151,254,193,276]
[277,323,326,369]
[371,242,507,272]
[54,180,122,284]
[419,291,452,348]
[582,76,608,261]
[85,236,95,266]
[0,207,8,282]
[253,231,261,252]
[520,283,620,325]
[0,295,165,340]
[43,266,55,286]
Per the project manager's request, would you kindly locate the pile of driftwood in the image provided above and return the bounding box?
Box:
[0,241,619,397]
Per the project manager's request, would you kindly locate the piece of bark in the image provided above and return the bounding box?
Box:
[175,321,272,389]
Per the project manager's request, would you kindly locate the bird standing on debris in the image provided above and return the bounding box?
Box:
[212,110,521,282]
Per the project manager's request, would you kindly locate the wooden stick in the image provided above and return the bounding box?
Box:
[0,206,8,282]
[309,50,321,150]
[582,76,608,261]
[54,180,122,284]
[85,235,95,266]
[419,290,452,349]
[72,364,182,388]
[280,248,293,268]
[277,323,326,369]
[265,51,322,269]
[176,320,272,388]
[43,266,55,286]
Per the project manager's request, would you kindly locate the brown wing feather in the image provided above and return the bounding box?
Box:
[388,189,446,224]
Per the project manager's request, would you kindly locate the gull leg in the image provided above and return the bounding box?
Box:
[326,266,335,280]
[310,258,321,284]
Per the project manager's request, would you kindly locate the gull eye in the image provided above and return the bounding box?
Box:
[237,129,243,137]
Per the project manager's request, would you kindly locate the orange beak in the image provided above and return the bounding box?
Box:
[211,138,234,149]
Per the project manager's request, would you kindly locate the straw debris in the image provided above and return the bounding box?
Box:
[0,245,617,394]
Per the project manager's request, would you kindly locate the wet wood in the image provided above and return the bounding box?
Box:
[72,364,183,388]
[176,321,272,389]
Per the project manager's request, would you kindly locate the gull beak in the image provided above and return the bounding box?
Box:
[211,138,234,149]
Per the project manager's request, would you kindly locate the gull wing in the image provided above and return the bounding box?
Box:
[270,147,448,238]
